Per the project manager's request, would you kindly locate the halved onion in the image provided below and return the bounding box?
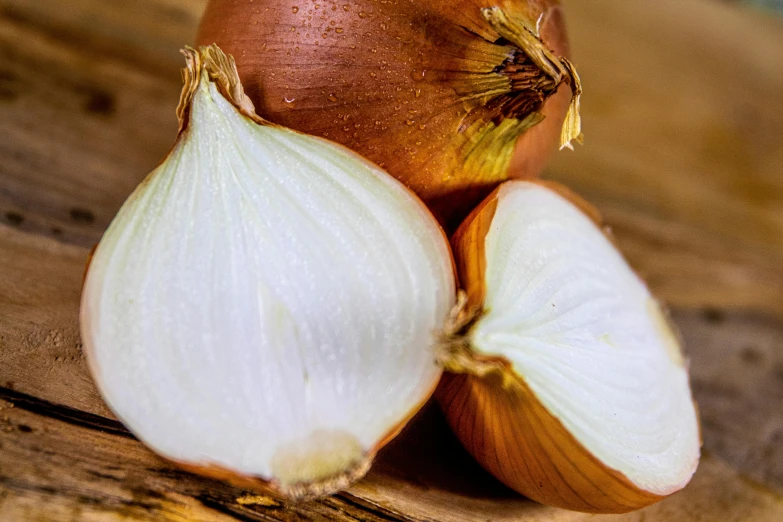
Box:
[80,45,455,500]
[437,180,700,513]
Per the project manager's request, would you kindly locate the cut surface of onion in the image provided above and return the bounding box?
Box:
[438,180,700,513]
[80,46,455,500]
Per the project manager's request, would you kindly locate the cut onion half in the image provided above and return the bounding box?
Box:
[80,45,455,500]
[437,180,700,513]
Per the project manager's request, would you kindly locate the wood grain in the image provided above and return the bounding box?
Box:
[0,0,205,74]
[682,308,783,493]
[1,0,783,520]
[0,3,185,247]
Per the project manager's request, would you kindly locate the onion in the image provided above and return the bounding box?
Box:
[197,0,581,230]
[436,180,701,513]
[81,45,455,500]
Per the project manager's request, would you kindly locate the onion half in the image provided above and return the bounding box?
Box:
[437,180,701,513]
[81,45,455,500]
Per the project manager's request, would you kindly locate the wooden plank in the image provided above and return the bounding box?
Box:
[0,226,108,418]
[0,11,184,247]
[682,308,783,492]
[0,0,207,75]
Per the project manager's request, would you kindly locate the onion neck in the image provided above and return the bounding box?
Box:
[436,291,518,389]
[177,45,270,136]
[480,7,582,149]
[433,7,582,230]
[496,50,560,119]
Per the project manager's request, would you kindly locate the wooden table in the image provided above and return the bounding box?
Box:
[1,0,782,520]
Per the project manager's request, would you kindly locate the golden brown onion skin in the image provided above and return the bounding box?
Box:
[437,181,668,513]
[437,372,664,513]
[197,0,571,230]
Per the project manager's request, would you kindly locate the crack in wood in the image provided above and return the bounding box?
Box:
[194,493,277,522]
[0,387,415,521]
[333,493,422,522]
[0,386,132,439]
[0,477,161,512]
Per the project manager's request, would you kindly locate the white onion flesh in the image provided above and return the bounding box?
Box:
[81,71,454,488]
[471,181,700,495]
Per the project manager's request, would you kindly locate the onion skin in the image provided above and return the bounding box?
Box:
[197,0,572,230]
[437,372,664,513]
[437,181,690,513]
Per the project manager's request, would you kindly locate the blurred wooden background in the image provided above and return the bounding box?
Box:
[739,0,783,12]
[1,0,782,520]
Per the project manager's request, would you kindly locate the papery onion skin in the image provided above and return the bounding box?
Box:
[436,181,699,513]
[437,374,665,513]
[197,0,573,231]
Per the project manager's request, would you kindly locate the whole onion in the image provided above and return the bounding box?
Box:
[197,0,579,229]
